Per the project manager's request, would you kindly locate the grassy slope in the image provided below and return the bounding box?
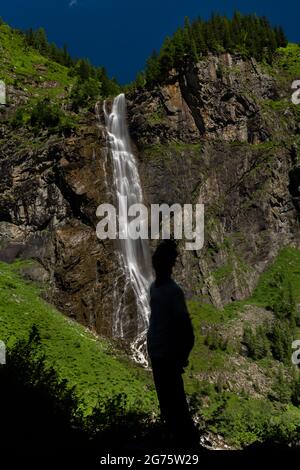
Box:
[0,23,73,95]
[0,22,83,136]
[188,246,300,374]
[186,247,300,388]
[261,43,300,135]
[0,260,157,414]
[275,43,300,80]
[1,248,300,447]
[184,247,300,447]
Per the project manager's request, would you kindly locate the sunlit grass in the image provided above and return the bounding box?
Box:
[0,260,157,414]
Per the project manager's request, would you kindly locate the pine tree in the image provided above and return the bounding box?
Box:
[159,37,176,79]
[269,319,292,363]
[272,366,291,403]
[275,26,287,47]
[181,17,198,64]
[232,10,243,45]
[243,324,270,360]
[145,50,160,85]
[136,13,287,87]
[287,281,297,328]
[172,29,185,67]
[35,28,48,53]
[243,325,256,358]
[135,71,146,89]
[62,44,72,67]
[291,368,300,406]
[192,21,207,55]
[76,59,93,82]
[222,18,233,51]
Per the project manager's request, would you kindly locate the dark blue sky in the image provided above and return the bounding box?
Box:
[1,0,299,84]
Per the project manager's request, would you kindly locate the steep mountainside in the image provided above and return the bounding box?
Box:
[1,22,300,331]
[127,49,300,306]
[1,21,300,448]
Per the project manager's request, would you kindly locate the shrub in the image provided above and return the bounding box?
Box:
[268,319,292,363]
[0,325,155,450]
[268,272,297,326]
[243,316,294,364]
[271,366,292,403]
[205,326,227,351]
[10,105,31,128]
[291,370,300,406]
[70,77,100,111]
[30,98,62,128]
[242,323,270,360]
[10,98,77,135]
[204,392,300,448]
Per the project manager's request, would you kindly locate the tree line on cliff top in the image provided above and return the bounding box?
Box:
[0,11,288,94]
[134,12,287,88]
[20,22,120,97]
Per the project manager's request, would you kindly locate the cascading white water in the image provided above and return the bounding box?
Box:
[103,93,153,365]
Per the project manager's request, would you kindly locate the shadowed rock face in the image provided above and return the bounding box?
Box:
[127,53,278,146]
[0,53,300,339]
[127,53,300,306]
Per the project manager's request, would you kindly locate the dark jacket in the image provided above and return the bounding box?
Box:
[147,279,194,367]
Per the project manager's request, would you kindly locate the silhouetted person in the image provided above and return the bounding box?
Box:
[147,240,198,449]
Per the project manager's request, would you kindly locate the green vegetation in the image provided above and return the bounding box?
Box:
[142,142,202,161]
[147,108,165,125]
[262,99,300,127]
[1,248,300,448]
[243,318,295,364]
[258,44,300,135]
[184,247,300,447]
[24,27,73,68]
[204,326,228,351]
[0,328,158,449]
[130,12,287,88]
[243,324,270,360]
[242,259,299,364]
[10,98,78,135]
[263,99,289,111]
[200,391,300,448]
[0,23,71,90]
[0,19,120,132]
[250,247,300,307]
[0,260,156,414]
[262,43,300,99]
[1,12,300,448]
[275,43,300,77]
[0,21,119,96]
[70,77,101,112]
[211,263,233,286]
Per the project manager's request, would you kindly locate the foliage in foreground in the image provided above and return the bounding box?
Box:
[0,260,157,412]
[1,246,300,449]
[2,326,299,451]
[0,327,157,450]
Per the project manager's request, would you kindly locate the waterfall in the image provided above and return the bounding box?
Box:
[102,93,153,366]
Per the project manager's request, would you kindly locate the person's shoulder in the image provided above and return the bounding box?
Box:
[169,279,180,289]
[169,279,184,296]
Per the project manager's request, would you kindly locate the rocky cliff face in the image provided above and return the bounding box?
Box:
[1,52,300,339]
[127,52,300,306]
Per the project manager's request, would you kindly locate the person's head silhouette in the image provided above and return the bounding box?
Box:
[152,240,178,284]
